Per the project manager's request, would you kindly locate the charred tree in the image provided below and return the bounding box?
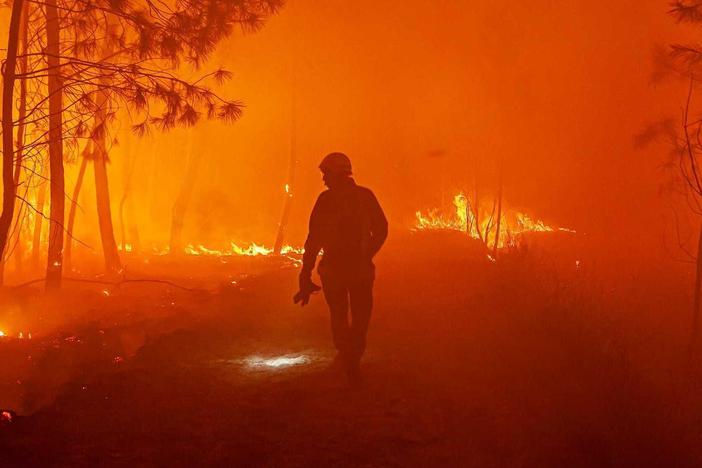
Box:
[274,97,297,255]
[118,136,138,253]
[92,106,122,273]
[64,147,90,272]
[0,0,24,284]
[274,1,298,255]
[93,138,122,274]
[470,194,484,244]
[89,20,122,275]
[273,165,296,254]
[492,168,504,258]
[45,0,65,290]
[11,1,30,275]
[31,173,47,268]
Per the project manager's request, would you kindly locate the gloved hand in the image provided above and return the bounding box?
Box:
[293,272,321,306]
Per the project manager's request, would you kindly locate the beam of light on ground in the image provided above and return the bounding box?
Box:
[243,355,310,369]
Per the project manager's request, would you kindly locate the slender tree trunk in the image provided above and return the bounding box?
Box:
[274,83,297,254]
[273,169,295,254]
[471,182,483,243]
[169,134,198,254]
[45,0,65,290]
[92,27,121,275]
[119,196,128,251]
[64,151,89,272]
[8,1,28,278]
[10,205,25,275]
[14,1,28,185]
[0,0,24,285]
[93,128,122,273]
[124,184,141,253]
[274,3,299,255]
[483,197,497,244]
[492,168,504,258]
[32,172,47,268]
[119,136,138,252]
[119,190,127,251]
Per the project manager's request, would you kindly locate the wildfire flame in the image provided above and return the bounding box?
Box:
[415,193,573,249]
[183,242,303,257]
[136,242,304,258]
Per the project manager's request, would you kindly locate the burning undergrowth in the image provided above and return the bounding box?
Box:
[414,193,575,250]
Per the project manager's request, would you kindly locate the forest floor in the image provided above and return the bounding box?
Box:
[0,232,701,467]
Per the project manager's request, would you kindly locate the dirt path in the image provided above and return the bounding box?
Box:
[1,269,459,467]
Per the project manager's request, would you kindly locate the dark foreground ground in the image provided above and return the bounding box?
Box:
[1,233,701,467]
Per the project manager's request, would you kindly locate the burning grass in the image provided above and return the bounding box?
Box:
[183,242,303,258]
[415,193,575,249]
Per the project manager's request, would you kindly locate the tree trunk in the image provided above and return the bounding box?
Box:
[169,134,198,254]
[64,150,89,272]
[124,187,141,253]
[14,0,28,186]
[92,25,121,275]
[10,1,29,276]
[492,168,504,258]
[274,10,299,255]
[274,91,297,254]
[45,0,65,290]
[119,136,138,252]
[483,196,498,243]
[274,180,295,254]
[32,172,47,268]
[93,129,122,274]
[471,184,483,243]
[0,0,24,284]
[119,185,126,251]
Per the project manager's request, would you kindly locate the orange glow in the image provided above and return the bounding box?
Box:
[0,2,694,465]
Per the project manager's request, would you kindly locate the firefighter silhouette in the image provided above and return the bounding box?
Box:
[294,152,388,382]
